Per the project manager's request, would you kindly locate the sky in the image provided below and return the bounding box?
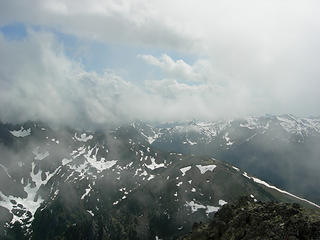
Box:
[0,0,320,127]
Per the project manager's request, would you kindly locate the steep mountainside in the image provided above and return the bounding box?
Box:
[179,196,320,240]
[0,121,319,239]
[133,115,320,204]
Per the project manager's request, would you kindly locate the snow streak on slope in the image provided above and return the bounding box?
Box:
[242,172,320,209]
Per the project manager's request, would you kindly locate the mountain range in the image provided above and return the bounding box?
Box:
[135,114,320,204]
[0,114,319,239]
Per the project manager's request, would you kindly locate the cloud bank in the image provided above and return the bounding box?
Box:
[0,0,320,127]
[0,31,256,126]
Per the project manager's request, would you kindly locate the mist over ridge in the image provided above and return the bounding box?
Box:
[1,1,320,239]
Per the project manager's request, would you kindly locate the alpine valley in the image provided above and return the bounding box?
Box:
[0,114,320,239]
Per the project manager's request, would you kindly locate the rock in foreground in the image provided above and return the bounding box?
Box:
[179,196,320,240]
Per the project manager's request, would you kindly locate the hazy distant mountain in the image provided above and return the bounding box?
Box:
[134,114,320,204]
[0,117,319,239]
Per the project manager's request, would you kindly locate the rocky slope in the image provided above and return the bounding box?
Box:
[134,115,320,204]
[0,121,319,239]
[179,196,320,240]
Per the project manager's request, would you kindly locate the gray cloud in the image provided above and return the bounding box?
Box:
[0,0,320,126]
[0,31,141,127]
[0,0,195,51]
[0,31,255,126]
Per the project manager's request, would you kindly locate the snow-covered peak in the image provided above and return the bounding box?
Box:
[240,116,270,130]
[238,115,320,136]
[276,115,320,136]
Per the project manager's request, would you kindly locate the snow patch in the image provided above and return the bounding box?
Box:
[183,138,197,145]
[147,175,155,181]
[206,205,220,214]
[224,132,233,146]
[87,210,94,216]
[62,158,72,166]
[185,201,219,215]
[0,163,59,224]
[9,127,31,137]
[145,157,165,170]
[84,147,117,172]
[140,130,160,144]
[180,166,191,176]
[196,164,216,174]
[75,133,93,142]
[32,147,49,161]
[232,166,240,171]
[81,187,91,200]
[219,200,227,206]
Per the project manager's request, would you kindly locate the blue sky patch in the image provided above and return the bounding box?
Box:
[0,22,27,40]
[0,22,197,84]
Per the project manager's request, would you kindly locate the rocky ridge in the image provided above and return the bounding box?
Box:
[134,115,320,204]
[179,196,320,240]
[1,121,319,239]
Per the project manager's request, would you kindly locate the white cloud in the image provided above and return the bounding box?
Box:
[0,0,195,51]
[0,31,143,126]
[0,31,257,126]
[138,54,214,82]
[1,0,320,123]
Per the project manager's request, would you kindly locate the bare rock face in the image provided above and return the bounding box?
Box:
[179,196,320,240]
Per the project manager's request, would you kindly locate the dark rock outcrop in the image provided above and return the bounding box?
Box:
[179,196,320,240]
